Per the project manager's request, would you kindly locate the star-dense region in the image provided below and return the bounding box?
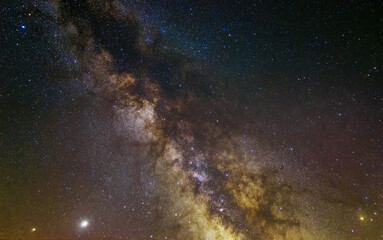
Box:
[0,0,382,239]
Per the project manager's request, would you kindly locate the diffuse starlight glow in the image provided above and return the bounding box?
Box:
[83,49,311,239]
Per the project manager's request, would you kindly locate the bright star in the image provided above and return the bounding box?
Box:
[80,220,89,228]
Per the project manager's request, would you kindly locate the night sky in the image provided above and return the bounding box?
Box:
[1,0,382,239]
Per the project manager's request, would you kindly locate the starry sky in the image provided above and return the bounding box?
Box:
[1,0,382,239]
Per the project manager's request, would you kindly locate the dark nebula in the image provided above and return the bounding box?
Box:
[1,0,382,239]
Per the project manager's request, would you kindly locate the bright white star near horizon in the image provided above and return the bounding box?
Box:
[80,220,89,228]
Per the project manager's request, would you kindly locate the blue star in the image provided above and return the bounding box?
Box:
[21,25,26,29]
